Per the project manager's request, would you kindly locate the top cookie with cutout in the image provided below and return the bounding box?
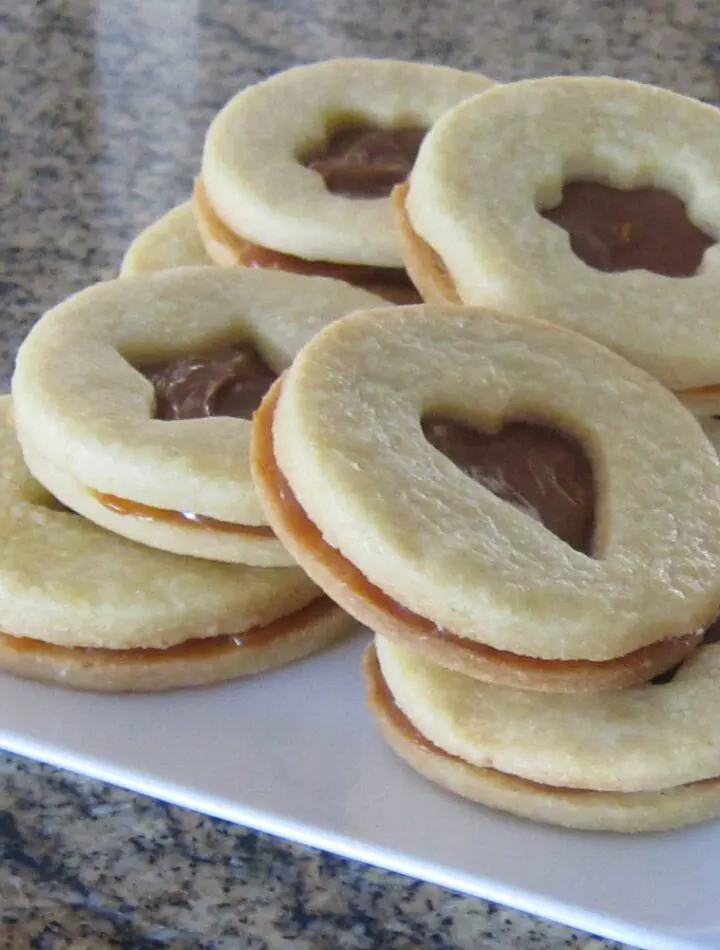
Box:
[12,267,386,566]
[202,58,495,268]
[405,76,720,391]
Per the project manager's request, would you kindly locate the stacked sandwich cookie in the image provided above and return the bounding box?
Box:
[121,58,495,295]
[394,75,720,415]
[9,59,720,835]
[250,304,720,831]
[4,267,387,691]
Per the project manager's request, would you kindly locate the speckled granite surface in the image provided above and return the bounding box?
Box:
[1,1,719,948]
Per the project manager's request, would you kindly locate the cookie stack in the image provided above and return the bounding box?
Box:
[3,267,387,691]
[250,302,720,833]
[6,58,720,833]
[241,70,720,832]
[2,56,496,692]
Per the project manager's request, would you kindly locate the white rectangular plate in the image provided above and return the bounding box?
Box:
[0,631,716,950]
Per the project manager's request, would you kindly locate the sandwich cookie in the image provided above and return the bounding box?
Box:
[120,202,213,276]
[367,635,720,833]
[12,268,385,566]
[251,304,720,691]
[197,58,495,304]
[396,77,720,405]
[0,399,351,692]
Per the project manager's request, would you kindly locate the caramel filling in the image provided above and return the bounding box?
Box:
[1,595,332,661]
[541,181,715,276]
[92,343,278,534]
[302,122,427,199]
[423,416,595,555]
[194,177,421,304]
[90,492,275,537]
[138,342,277,421]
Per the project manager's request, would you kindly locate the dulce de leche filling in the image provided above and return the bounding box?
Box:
[92,343,277,535]
[1,595,333,663]
[139,343,276,421]
[302,122,427,199]
[541,181,715,276]
[422,416,595,555]
[229,238,417,300]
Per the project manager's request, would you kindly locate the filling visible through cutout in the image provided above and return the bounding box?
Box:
[303,122,427,199]
[541,181,715,276]
[137,342,277,421]
[90,344,279,534]
[422,416,595,555]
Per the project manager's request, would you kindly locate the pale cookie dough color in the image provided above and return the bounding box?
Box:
[0,398,351,691]
[702,416,720,450]
[369,636,720,832]
[199,58,494,291]
[402,77,720,398]
[120,202,213,276]
[251,305,720,690]
[12,267,386,566]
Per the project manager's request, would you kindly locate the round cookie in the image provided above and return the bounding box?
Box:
[198,58,495,298]
[120,202,213,276]
[399,76,720,400]
[374,634,720,792]
[366,642,720,833]
[0,398,352,691]
[251,304,720,690]
[12,267,386,566]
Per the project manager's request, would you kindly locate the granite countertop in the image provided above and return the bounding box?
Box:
[2,2,719,948]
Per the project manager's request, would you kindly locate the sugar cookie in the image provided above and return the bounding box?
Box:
[120,202,212,276]
[198,59,495,300]
[399,77,720,401]
[251,305,720,689]
[374,633,720,792]
[365,643,720,833]
[0,398,351,691]
[12,268,386,566]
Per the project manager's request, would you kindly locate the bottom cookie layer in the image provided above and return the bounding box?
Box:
[0,597,354,692]
[364,644,720,833]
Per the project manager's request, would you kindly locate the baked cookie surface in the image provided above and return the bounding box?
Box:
[252,304,720,677]
[120,202,212,276]
[201,58,495,268]
[403,76,720,393]
[12,267,386,565]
